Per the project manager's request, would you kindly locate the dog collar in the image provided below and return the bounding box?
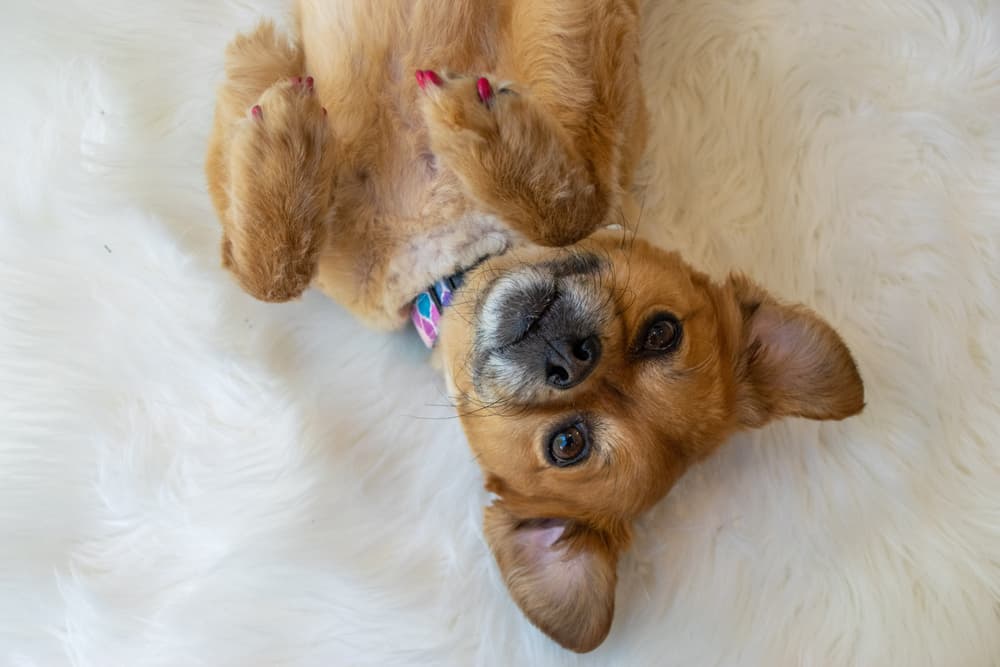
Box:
[411,273,465,348]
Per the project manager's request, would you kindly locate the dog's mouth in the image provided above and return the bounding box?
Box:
[479,271,561,352]
[475,252,606,348]
[505,288,560,349]
[469,252,610,402]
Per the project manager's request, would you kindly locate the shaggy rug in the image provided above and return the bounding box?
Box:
[3,0,999,665]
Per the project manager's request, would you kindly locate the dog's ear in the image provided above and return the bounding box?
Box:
[483,503,623,653]
[725,274,865,428]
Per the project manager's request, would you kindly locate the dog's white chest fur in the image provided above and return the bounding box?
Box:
[385,213,515,311]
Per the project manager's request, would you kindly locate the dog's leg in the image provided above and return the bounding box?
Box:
[417,0,645,247]
[206,22,336,302]
[419,73,612,247]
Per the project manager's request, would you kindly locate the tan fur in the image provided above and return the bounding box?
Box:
[206,0,645,328]
[205,1,863,653]
[439,234,864,652]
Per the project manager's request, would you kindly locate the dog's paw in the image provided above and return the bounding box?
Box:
[239,75,329,161]
[417,69,517,139]
[416,69,502,105]
[228,75,335,251]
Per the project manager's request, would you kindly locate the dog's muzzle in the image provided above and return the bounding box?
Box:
[471,253,609,403]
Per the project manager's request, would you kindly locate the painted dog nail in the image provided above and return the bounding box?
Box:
[476,77,493,103]
[424,70,443,87]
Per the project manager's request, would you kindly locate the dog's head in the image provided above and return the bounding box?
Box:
[438,232,864,652]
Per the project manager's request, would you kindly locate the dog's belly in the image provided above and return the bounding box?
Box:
[297,0,517,327]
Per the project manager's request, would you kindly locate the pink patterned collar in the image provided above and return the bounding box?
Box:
[411,274,463,348]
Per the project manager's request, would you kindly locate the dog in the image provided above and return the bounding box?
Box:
[206,0,865,652]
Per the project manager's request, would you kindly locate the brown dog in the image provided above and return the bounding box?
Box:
[206,0,864,652]
[438,236,864,651]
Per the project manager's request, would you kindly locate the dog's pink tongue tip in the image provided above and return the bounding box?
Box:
[415,70,426,88]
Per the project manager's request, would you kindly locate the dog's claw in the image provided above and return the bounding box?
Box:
[416,69,443,90]
[284,75,315,95]
[476,77,493,104]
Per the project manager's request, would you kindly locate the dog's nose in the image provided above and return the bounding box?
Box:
[544,335,601,389]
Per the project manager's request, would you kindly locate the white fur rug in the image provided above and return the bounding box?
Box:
[3,1,999,665]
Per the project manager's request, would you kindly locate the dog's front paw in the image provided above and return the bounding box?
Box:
[417,70,518,142]
[240,76,328,157]
[415,68,602,247]
[225,76,335,301]
[229,74,334,224]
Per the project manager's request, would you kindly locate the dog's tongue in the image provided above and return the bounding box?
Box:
[411,276,459,348]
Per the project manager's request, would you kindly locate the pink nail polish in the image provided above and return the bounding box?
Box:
[477,77,493,103]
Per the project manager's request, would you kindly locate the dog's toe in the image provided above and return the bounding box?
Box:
[416,69,444,90]
[287,75,315,92]
[476,77,493,105]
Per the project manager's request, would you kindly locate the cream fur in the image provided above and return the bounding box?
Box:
[2,0,999,665]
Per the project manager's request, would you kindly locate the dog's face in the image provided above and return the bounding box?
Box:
[439,232,865,652]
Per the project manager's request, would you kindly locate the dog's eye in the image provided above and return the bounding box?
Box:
[547,423,590,467]
[638,313,682,355]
